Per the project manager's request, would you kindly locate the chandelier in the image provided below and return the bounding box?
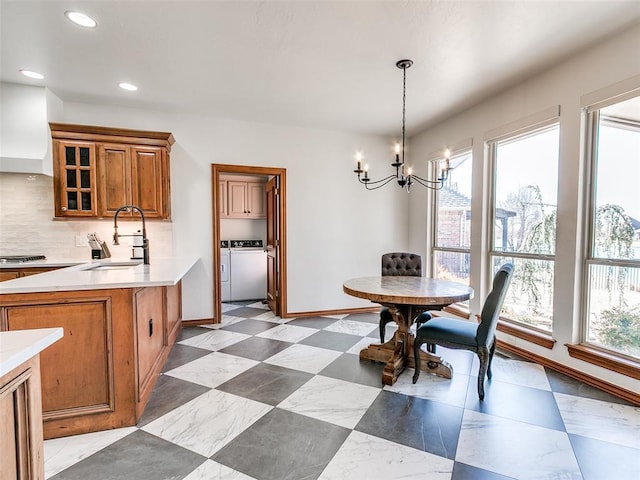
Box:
[352,59,452,191]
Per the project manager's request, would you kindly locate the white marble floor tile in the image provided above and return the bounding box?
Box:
[386,368,471,408]
[278,375,380,429]
[456,409,581,479]
[253,310,286,323]
[318,430,453,480]
[142,389,272,457]
[256,324,318,343]
[324,318,377,336]
[346,337,377,355]
[183,459,256,480]
[44,426,137,478]
[555,392,640,449]
[490,356,552,391]
[202,315,245,329]
[164,351,258,388]
[179,329,250,350]
[263,343,342,374]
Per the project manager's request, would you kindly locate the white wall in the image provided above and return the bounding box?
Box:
[408,23,640,393]
[19,102,409,318]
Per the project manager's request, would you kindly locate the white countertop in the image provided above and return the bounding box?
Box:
[0,258,85,269]
[0,257,198,295]
[0,327,64,377]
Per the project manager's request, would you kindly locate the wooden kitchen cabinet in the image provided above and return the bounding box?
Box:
[0,267,60,282]
[134,287,165,411]
[225,180,266,218]
[51,123,174,220]
[0,282,182,439]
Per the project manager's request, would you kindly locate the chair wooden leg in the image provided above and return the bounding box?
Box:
[477,347,490,400]
[379,318,393,344]
[487,340,496,380]
[412,336,423,384]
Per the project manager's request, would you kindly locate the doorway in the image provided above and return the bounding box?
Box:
[211,164,287,323]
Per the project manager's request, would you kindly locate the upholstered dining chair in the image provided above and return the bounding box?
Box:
[412,263,514,400]
[379,252,422,343]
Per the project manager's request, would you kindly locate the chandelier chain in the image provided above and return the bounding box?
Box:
[402,64,407,165]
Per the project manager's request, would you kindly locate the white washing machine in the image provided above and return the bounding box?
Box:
[229,240,267,301]
[220,242,231,302]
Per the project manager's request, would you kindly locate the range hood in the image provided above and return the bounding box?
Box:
[0,82,63,176]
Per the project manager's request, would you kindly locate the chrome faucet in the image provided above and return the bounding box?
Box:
[113,205,149,265]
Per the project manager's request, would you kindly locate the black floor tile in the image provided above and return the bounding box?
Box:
[319,353,385,388]
[220,318,280,335]
[177,326,211,342]
[137,375,210,427]
[452,462,516,480]
[49,430,206,480]
[569,433,640,480]
[545,368,634,405]
[224,306,270,318]
[211,408,350,480]
[216,363,313,405]
[356,390,463,459]
[299,330,362,352]
[465,378,566,431]
[162,343,211,372]
[285,316,339,329]
[219,336,292,361]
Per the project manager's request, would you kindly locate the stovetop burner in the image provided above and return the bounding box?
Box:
[0,255,47,263]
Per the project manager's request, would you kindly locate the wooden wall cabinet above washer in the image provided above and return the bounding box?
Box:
[50,123,175,220]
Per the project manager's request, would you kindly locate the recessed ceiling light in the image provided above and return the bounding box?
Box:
[20,69,44,80]
[118,82,138,91]
[64,10,97,28]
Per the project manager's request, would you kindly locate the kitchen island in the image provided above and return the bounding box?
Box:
[0,257,197,439]
[1,327,63,479]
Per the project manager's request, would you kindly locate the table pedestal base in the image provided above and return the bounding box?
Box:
[360,332,452,386]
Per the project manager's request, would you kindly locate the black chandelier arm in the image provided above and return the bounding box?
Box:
[358,175,398,190]
[410,174,445,189]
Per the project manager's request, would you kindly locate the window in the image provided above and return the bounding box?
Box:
[488,116,560,332]
[432,149,472,294]
[584,95,640,360]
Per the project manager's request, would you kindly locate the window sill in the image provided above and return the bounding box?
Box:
[496,320,555,349]
[566,344,640,380]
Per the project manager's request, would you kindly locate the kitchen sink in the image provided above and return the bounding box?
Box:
[83,262,141,271]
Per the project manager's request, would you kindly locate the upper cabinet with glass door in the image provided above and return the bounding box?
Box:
[53,140,97,216]
[51,123,174,220]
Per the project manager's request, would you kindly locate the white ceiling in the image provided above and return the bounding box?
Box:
[1,1,639,136]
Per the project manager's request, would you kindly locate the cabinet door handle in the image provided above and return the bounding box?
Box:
[149,318,153,336]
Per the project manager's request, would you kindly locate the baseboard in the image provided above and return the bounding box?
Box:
[497,340,640,406]
[182,318,216,326]
[284,306,380,319]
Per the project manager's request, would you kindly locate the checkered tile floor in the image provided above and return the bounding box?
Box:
[45,301,640,480]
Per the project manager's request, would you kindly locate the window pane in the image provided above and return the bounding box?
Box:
[435,250,470,285]
[493,126,559,255]
[492,255,553,332]
[65,146,76,166]
[587,264,640,359]
[79,147,90,166]
[593,107,640,261]
[436,152,472,248]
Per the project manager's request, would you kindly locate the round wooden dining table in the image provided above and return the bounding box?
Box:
[343,276,473,386]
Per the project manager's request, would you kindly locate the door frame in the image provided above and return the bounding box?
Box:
[211,164,287,323]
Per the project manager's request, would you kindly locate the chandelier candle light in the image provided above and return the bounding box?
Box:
[353,59,452,191]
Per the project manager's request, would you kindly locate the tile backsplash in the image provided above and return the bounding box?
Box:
[0,172,173,260]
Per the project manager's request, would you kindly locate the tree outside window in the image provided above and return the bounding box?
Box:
[490,124,559,332]
[586,96,640,359]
